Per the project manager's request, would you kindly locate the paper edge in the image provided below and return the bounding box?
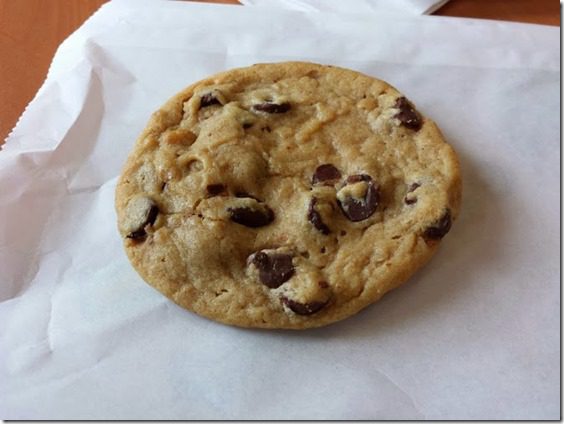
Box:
[239,0,450,16]
[2,1,112,149]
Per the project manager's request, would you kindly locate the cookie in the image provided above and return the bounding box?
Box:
[115,62,462,329]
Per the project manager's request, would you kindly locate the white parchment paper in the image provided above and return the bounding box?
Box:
[0,0,559,419]
[240,0,450,16]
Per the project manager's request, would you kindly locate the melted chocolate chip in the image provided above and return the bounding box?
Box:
[281,297,327,315]
[199,93,220,108]
[228,206,274,228]
[206,184,226,197]
[346,174,371,184]
[312,164,341,185]
[252,252,294,288]
[252,102,291,114]
[235,192,261,201]
[394,97,422,131]
[146,205,159,225]
[307,197,330,235]
[126,203,159,240]
[423,209,452,241]
[242,122,253,129]
[404,182,420,204]
[408,182,421,192]
[337,175,380,222]
[127,229,146,240]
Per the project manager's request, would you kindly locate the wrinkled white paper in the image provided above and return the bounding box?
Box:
[0,0,559,419]
[240,0,450,16]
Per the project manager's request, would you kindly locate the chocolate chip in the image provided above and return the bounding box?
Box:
[404,182,420,204]
[235,192,261,201]
[126,202,159,241]
[312,164,341,185]
[199,93,220,108]
[281,297,327,315]
[206,184,226,197]
[408,182,421,192]
[146,205,159,225]
[307,197,330,235]
[346,174,371,184]
[252,252,294,288]
[318,281,329,289]
[228,205,274,228]
[394,97,422,131]
[242,122,253,129]
[337,174,380,222]
[423,209,452,241]
[252,102,291,114]
[127,230,146,240]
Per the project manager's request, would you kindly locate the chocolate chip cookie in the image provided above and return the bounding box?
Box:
[115,62,462,329]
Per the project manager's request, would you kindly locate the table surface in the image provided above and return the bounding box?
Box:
[0,0,559,144]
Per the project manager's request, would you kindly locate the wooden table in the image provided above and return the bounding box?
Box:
[0,0,559,143]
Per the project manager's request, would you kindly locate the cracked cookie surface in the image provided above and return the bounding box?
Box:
[115,62,462,329]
